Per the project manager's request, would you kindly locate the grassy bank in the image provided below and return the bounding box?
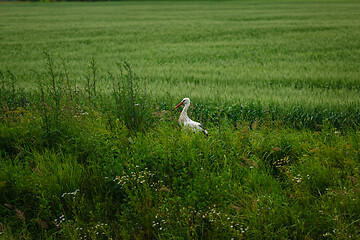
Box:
[1,56,359,239]
[1,99,359,239]
[1,100,360,239]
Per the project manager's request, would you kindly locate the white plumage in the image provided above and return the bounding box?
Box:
[172,98,208,135]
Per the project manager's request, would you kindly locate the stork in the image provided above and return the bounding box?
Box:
[172,98,208,135]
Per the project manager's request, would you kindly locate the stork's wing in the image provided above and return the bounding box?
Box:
[185,119,208,135]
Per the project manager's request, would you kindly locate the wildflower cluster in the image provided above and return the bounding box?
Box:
[292,174,310,183]
[53,215,66,227]
[73,111,88,117]
[273,156,290,168]
[152,204,248,237]
[196,204,248,236]
[113,166,164,190]
[61,189,80,198]
[323,229,339,238]
[152,211,168,232]
[76,222,111,240]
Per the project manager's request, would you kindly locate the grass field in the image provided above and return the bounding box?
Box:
[1,1,360,105]
[1,1,360,239]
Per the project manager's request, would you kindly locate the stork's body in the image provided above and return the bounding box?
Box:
[173,98,208,135]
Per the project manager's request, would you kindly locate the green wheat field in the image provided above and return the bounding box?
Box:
[1,1,360,239]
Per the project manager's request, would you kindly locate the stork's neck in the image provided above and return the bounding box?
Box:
[179,103,190,123]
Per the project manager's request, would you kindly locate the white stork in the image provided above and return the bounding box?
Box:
[172,98,208,135]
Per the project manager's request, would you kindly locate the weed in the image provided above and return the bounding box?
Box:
[110,61,153,132]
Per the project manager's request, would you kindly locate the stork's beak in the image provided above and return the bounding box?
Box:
[171,101,184,111]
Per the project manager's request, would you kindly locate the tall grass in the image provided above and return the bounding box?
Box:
[1,108,359,239]
[2,53,358,132]
[1,55,359,239]
[110,61,152,131]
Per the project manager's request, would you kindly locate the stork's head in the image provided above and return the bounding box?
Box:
[172,97,190,111]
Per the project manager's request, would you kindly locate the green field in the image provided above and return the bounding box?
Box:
[1,1,360,239]
[1,1,360,106]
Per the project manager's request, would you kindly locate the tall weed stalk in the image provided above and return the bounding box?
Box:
[111,61,152,132]
[35,52,67,146]
[61,57,73,102]
[85,57,98,103]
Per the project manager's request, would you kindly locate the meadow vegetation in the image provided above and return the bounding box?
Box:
[1,1,360,239]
